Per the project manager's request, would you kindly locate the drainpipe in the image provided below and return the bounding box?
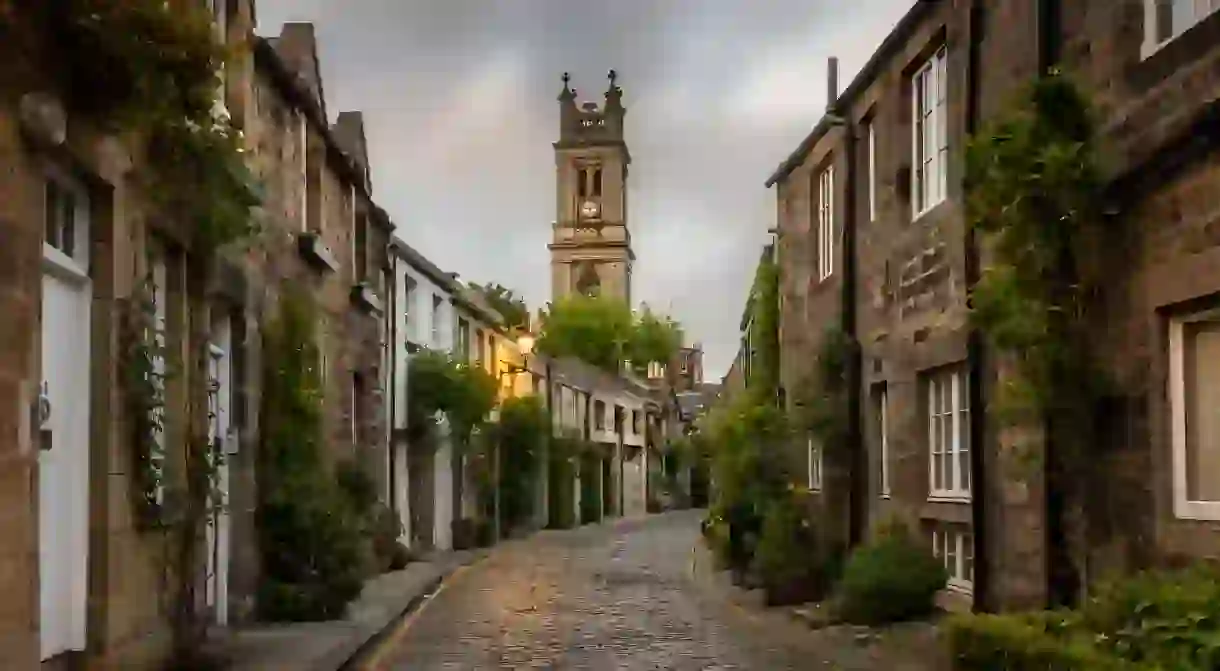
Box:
[965,0,991,613]
[1036,0,1074,609]
[824,56,864,549]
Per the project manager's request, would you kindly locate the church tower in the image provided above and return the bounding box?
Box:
[549,70,634,305]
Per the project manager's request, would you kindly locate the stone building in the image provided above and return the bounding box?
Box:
[549,71,634,304]
[765,0,1220,613]
[0,2,395,666]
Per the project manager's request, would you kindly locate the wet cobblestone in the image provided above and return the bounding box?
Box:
[377,511,939,670]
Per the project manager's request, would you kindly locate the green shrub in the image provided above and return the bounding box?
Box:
[945,611,1129,671]
[1081,563,1220,668]
[837,524,947,625]
[369,504,404,573]
[751,495,829,606]
[387,543,413,571]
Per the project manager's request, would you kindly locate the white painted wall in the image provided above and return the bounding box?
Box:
[389,248,459,550]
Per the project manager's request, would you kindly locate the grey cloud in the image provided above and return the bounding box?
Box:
[256,0,914,378]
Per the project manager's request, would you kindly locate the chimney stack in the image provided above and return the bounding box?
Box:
[827,56,840,113]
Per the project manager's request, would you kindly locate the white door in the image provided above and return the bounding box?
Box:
[205,318,233,626]
[39,172,92,660]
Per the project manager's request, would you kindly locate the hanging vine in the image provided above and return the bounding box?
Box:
[122,274,169,528]
[965,70,1110,469]
[801,327,854,458]
[965,71,1110,606]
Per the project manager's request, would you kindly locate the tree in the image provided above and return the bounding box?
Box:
[406,349,498,449]
[469,282,530,331]
[630,305,682,372]
[537,294,683,373]
[489,396,548,531]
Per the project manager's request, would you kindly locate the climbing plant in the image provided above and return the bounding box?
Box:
[800,327,854,459]
[965,71,1109,606]
[965,70,1108,462]
[746,254,781,397]
[258,291,367,622]
[121,275,169,528]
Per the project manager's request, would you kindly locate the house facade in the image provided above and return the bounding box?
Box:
[766,0,1220,613]
[0,1,402,666]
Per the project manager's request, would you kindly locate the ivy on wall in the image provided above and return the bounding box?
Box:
[965,71,1110,606]
[746,252,780,397]
[122,275,169,528]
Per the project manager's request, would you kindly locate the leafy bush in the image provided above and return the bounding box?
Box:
[257,293,370,621]
[751,494,830,606]
[837,523,947,625]
[369,504,404,573]
[945,564,1220,669]
[945,611,1128,671]
[387,543,413,571]
[1082,563,1220,667]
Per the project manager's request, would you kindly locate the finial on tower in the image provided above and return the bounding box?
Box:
[607,69,618,90]
[558,71,575,102]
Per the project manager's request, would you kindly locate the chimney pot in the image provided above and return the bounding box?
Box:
[827,56,840,112]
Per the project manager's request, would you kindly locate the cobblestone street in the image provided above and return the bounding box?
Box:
[370,510,939,670]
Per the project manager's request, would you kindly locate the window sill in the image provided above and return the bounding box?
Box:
[927,493,971,504]
[350,282,384,314]
[947,579,974,596]
[297,232,339,274]
[1173,499,1220,522]
[911,199,947,225]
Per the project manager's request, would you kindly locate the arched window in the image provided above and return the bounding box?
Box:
[592,168,602,197]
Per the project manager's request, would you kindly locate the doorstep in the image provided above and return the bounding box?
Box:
[208,549,483,671]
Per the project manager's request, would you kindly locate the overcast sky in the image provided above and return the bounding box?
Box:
[256,0,913,379]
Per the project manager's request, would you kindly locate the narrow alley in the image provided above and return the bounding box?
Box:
[365,511,937,670]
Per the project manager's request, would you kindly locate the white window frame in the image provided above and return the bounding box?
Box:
[430,295,443,346]
[932,526,974,593]
[878,385,890,498]
[1142,0,1220,58]
[808,434,823,491]
[816,164,834,281]
[911,46,948,219]
[927,366,970,500]
[1169,307,1220,520]
[866,120,877,222]
[44,165,91,274]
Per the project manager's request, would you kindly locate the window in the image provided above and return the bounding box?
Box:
[595,400,606,430]
[403,278,415,341]
[487,333,496,370]
[926,365,970,499]
[632,410,642,434]
[1144,0,1220,56]
[45,176,81,260]
[1169,308,1220,519]
[354,208,368,283]
[866,120,877,222]
[592,168,603,197]
[577,167,588,198]
[431,295,443,344]
[458,318,471,361]
[875,384,890,497]
[912,46,948,218]
[816,164,834,280]
[932,525,974,593]
[808,434,823,491]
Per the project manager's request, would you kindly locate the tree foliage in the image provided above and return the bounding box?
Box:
[469,281,530,331]
[489,396,548,531]
[406,349,498,449]
[536,294,682,373]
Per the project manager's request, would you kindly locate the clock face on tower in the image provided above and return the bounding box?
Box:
[579,200,601,220]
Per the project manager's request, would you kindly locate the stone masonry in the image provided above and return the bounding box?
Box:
[764,0,1220,613]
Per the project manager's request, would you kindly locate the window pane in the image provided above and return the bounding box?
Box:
[45,181,60,249]
[1185,318,1220,501]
